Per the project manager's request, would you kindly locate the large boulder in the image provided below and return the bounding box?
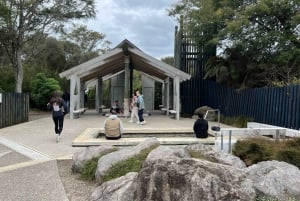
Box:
[146,145,190,160]
[91,172,138,201]
[194,106,216,121]
[95,138,160,184]
[72,145,118,173]
[136,157,255,201]
[186,143,246,169]
[246,160,300,201]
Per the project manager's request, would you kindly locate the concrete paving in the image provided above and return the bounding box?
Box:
[0,109,230,200]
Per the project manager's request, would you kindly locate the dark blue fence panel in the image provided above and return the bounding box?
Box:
[180,79,300,130]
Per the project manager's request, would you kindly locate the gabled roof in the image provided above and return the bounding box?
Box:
[59,39,191,82]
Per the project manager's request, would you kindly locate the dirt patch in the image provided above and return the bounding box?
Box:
[29,109,50,121]
[57,159,98,201]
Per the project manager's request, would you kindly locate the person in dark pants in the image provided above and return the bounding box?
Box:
[136,90,146,125]
[193,112,208,138]
[47,91,67,142]
[62,90,70,113]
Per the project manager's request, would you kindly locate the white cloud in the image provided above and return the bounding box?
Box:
[83,0,177,59]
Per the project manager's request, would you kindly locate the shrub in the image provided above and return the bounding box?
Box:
[30,73,61,109]
[233,137,300,169]
[220,115,254,128]
[232,137,274,166]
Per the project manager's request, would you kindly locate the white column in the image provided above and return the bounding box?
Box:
[165,77,170,116]
[96,77,103,113]
[70,75,80,119]
[175,76,180,120]
[162,82,165,107]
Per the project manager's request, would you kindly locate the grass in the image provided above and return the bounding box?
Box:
[220,115,254,128]
[80,145,158,182]
[232,137,300,169]
[102,146,157,182]
[256,195,298,201]
[80,148,118,181]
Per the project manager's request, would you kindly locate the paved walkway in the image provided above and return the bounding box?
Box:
[0,109,227,200]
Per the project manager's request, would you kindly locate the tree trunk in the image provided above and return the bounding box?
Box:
[14,50,23,93]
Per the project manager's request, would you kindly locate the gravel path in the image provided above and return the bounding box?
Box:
[57,159,97,201]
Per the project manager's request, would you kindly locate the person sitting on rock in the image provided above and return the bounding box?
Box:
[104,109,123,140]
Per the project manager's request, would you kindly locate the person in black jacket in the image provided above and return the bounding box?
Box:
[47,91,67,142]
[193,112,208,138]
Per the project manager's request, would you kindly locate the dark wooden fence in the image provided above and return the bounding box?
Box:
[0,93,29,128]
[175,24,300,130]
[189,80,300,130]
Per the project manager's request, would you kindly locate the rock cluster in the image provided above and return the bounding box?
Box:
[72,138,300,201]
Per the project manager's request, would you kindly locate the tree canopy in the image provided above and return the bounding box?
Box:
[169,0,300,88]
[0,0,96,92]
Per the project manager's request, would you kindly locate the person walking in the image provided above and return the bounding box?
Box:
[193,112,208,138]
[47,91,67,142]
[62,89,70,113]
[103,110,123,139]
[128,93,139,123]
[136,90,146,125]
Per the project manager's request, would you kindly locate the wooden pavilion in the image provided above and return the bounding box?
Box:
[59,39,191,120]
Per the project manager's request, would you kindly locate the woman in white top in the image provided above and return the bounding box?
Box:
[128,93,139,123]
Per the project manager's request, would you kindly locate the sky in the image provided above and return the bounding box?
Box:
[84,0,178,59]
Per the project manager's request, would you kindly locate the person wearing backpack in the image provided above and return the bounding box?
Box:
[47,91,67,142]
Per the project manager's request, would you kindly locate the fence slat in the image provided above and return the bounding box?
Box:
[0,93,29,128]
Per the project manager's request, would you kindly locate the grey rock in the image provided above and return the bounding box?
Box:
[91,172,138,201]
[95,138,159,184]
[72,145,117,173]
[146,145,190,161]
[194,106,216,120]
[246,160,300,201]
[186,143,246,168]
[136,157,255,201]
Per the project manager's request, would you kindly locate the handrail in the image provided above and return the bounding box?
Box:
[204,109,220,129]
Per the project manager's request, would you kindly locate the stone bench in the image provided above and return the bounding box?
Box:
[72,128,215,147]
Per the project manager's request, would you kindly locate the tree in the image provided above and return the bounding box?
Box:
[30,73,61,109]
[60,25,111,67]
[61,25,111,54]
[0,0,96,92]
[169,0,300,88]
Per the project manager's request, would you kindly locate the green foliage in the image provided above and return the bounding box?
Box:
[273,77,300,87]
[0,0,96,92]
[169,0,300,88]
[80,157,99,181]
[220,115,253,128]
[0,66,14,92]
[233,137,274,166]
[79,148,118,181]
[276,138,300,168]
[102,146,157,182]
[255,194,298,201]
[30,73,61,109]
[233,137,300,169]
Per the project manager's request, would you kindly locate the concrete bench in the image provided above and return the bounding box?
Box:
[168,110,177,118]
[98,105,106,113]
[73,108,87,118]
[160,107,167,114]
